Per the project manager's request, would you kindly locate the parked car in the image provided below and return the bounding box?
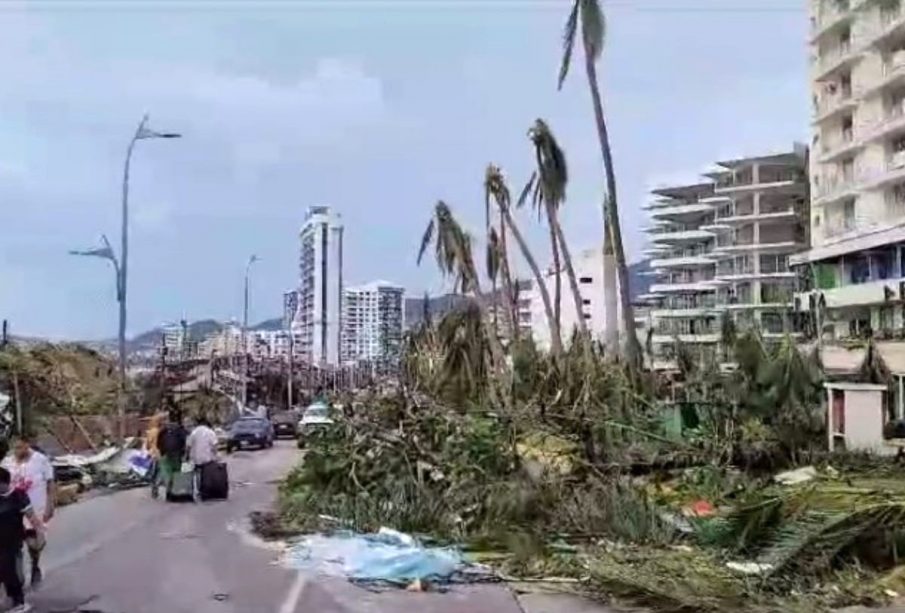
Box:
[271,412,298,439]
[226,417,275,452]
[296,402,334,448]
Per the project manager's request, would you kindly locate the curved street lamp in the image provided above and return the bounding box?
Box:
[71,114,181,441]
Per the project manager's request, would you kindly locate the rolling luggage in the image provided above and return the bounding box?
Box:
[199,461,229,501]
[166,469,195,502]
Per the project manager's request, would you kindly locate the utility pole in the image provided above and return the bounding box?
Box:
[287,330,294,410]
[242,254,259,410]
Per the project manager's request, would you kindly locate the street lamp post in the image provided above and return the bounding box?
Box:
[242,255,259,411]
[72,114,180,442]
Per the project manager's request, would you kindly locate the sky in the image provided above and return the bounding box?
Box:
[0,0,809,340]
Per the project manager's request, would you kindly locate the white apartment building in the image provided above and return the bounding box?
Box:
[340,281,405,365]
[644,148,809,365]
[793,0,905,339]
[161,321,187,360]
[298,206,344,365]
[519,248,619,350]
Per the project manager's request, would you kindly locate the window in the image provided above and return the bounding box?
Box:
[579,276,593,284]
[582,299,591,306]
[582,313,591,320]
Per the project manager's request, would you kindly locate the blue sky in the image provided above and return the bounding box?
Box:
[0,0,808,340]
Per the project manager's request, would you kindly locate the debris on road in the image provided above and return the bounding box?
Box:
[282,527,488,587]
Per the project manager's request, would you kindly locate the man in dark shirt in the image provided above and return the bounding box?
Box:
[153,410,188,499]
[0,466,42,612]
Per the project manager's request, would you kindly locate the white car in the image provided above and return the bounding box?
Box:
[296,402,334,448]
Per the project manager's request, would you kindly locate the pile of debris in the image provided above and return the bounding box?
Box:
[52,438,154,505]
[275,394,905,611]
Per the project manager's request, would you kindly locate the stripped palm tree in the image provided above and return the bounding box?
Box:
[558,0,642,365]
[528,119,589,339]
[485,165,563,356]
[417,201,508,401]
[483,168,519,345]
[485,226,505,341]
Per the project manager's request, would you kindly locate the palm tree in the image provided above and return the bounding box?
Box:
[417,201,508,383]
[485,165,563,356]
[558,0,642,365]
[528,119,588,339]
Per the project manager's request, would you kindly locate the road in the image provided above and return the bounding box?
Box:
[26,441,546,613]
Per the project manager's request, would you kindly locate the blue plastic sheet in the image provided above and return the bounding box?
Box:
[283,528,466,584]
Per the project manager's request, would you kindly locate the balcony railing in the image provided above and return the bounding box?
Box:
[815,85,854,117]
[826,216,857,237]
[812,0,851,35]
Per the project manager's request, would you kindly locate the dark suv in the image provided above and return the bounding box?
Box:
[226,417,275,452]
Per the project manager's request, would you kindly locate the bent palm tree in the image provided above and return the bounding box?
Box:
[528,119,588,339]
[485,165,563,356]
[559,0,642,365]
[417,201,508,386]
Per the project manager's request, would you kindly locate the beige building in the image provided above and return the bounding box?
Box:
[644,148,809,366]
[794,0,905,339]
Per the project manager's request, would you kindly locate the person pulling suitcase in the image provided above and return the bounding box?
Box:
[186,416,223,502]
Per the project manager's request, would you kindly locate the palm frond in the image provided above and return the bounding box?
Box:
[557,0,580,90]
[417,218,435,265]
[515,172,537,210]
[486,227,501,283]
[580,0,606,61]
[528,118,569,209]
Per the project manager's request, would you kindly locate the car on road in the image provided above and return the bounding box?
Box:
[271,412,298,439]
[226,417,275,452]
[296,402,334,448]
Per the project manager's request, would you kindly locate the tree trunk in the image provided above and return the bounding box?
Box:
[602,224,618,351]
[498,220,519,343]
[549,223,562,335]
[501,207,563,356]
[547,203,588,338]
[584,50,642,367]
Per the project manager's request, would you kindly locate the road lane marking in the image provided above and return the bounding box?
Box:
[278,572,307,613]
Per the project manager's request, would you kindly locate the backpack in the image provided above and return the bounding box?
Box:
[158,424,186,456]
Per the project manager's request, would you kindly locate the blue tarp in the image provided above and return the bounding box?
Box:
[283,528,466,584]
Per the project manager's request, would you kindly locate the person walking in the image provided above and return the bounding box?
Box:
[186,416,219,502]
[0,466,43,612]
[152,410,187,500]
[1,436,54,589]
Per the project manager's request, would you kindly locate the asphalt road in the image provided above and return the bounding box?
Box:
[25,441,533,613]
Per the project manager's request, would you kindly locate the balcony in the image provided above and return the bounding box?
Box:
[814,39,861,81]
[819,126,863,163]
[649,228,715,244]
[860,152,905,190]
[866,3,905,49]
[861,99,905,145]
[651,333,720,345]
[811,0,854,42]
[813,86,859,124]
[714,170,804,194]
[813,172,860,206]
[649,281,718,294]
[650,254,715,269]
[862,50,905,98]
[715,206,798,226]
[649,202,716,221]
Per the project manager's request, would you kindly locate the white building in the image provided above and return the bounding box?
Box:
[519,248,619,350]
[161,321,187,360]
[644,148,809,365]
[792,0,905,339]
[298,206,344,365]
[340,281,405,365]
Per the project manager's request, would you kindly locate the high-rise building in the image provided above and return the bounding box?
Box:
[644,148,809,366]
[298,205,344,365]
[283,290,299,329]
[793,0,905,339]
[518,248,620,350]
[340,281,405,366]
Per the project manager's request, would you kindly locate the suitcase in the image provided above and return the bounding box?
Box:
[199,461,229,501]
[166,470,195,502]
